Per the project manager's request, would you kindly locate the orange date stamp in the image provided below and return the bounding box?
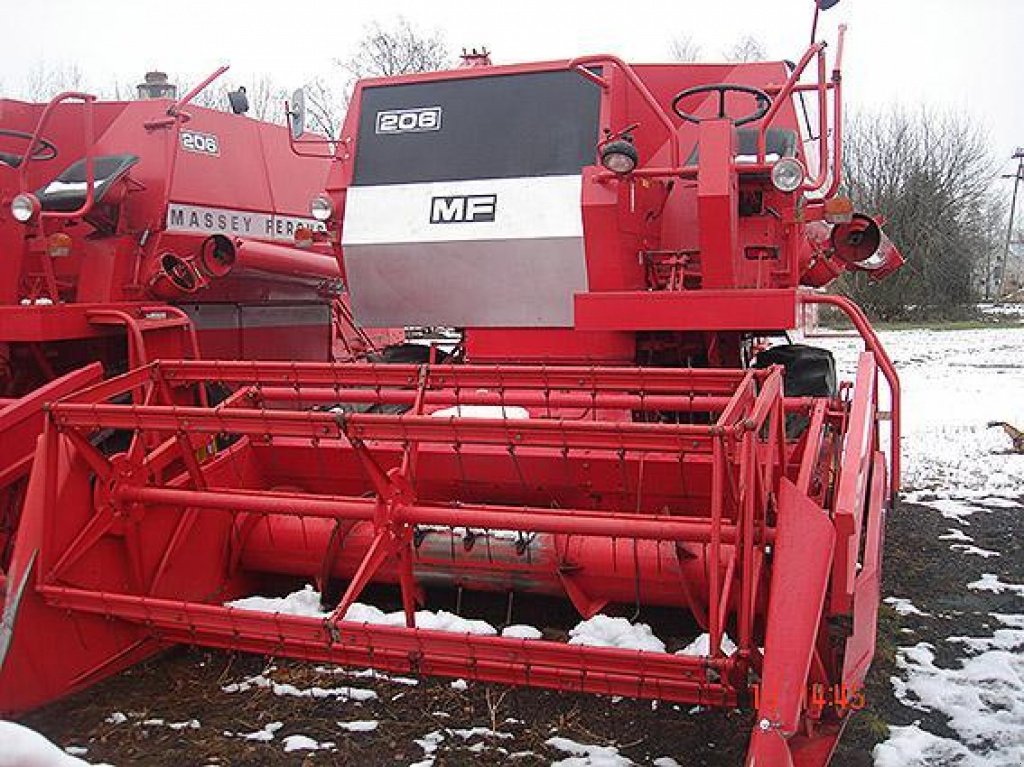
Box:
[751,683,866,712]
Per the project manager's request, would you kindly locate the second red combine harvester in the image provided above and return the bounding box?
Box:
[1,4,903,765]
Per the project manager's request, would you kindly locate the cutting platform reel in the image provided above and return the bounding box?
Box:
[0,355,889,765]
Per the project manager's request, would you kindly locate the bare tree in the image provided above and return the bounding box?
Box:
[302,76,344,141]
[840,106,1003,319]
[669,35,703,63]
[340,17,450,81]
[237,75,287,123]
[298,17,451,139]
[724,36,768,63]
[23,63,85,101]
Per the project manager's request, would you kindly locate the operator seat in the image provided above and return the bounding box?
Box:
[685,127,798,164]
[35,154,139,212]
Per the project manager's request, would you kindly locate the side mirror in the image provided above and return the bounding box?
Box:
[288,88,306,140]
[228,86,249,115]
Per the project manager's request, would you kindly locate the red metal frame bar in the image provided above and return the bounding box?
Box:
[38,585,738,705]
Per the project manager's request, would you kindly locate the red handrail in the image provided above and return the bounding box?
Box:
[799,291,900,499]
[20,91,97,220]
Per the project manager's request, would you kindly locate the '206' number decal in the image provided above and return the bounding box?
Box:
[375,107,442,135]
[180,130,220,156]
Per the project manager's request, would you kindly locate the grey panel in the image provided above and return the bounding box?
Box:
[355,70,602,186]
[345,237,588,328]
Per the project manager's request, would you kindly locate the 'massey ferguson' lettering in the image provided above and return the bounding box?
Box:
[429,194,497,224]
[166,203,325,242]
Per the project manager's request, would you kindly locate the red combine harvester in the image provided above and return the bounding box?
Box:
[0,68,397,620]
[1,5,903,765]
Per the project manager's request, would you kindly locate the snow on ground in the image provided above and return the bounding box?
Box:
[545,736,633,767]
[567,615,666,653]
[281,733,335,752]
[878,632,1024,766]
[816,326,1024,498]
[967,573,1024,596]
[501,624,543,639]
[227,584,497,635]
[221,670,378,702]
[814,327,1024,766]
[883,597,930,617]
[0,720,101,767]
[336,719,379,732]
[675,631,738,657]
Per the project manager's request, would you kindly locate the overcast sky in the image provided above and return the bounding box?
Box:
[3,1,1021,171]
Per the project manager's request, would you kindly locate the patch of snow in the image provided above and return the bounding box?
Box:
[412,729,445,765]
[281,734,334,752]
[104,712,127,725]
[967,573,1024,595]
[227,586,499,636]
[938,528,973,542]
[0,721,96,767]
[653,758,682,767]
[64,749,87,758]
[883,597,931,617]
[545,736,634,767]
[430,405,529,419]
[873,723,975,767]
[447,726,513,740]
[501,624,543,639]
[174,719,199,730]
[314,665,419,686]
[568,615,666,653]
[222,672,377,702]
[918,498,981,525]
[993,613,1024,629]
[337,719,378,733]
[345,602,497,635]
[949,543,1001,558]
[232,721,283,742]
[450,679,468,691]
[226,584,327,616]
[884,637,1024,764]
[676,632,738,657]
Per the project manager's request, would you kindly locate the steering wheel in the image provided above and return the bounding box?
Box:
[0,128,59,168]
[671,84,772,127]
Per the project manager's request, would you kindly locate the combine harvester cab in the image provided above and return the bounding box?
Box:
[0,70,383,379]
[3,7,903,767]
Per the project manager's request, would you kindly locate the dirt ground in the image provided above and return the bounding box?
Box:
[21,494,1022,766]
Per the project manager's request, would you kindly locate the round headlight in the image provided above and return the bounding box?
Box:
[310,193,333,222]
[11,193,39,223]
[599,139,639,176]
[770,158,805,193]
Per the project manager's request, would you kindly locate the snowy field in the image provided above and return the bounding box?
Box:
[818,327,1024,767]
[6,326,1023,766]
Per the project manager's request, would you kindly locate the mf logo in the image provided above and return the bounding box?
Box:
[429,194,497,224]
